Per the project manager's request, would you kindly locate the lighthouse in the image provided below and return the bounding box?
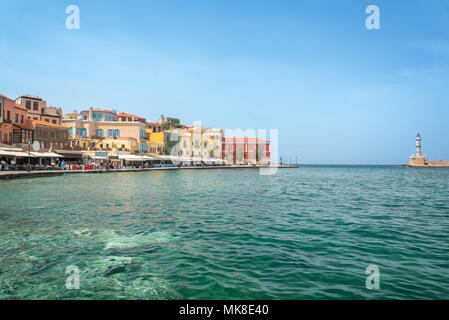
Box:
[416,133,421,156]
[409,132,427,166]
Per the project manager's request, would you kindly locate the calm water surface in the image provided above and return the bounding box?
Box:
[1,166,448,299]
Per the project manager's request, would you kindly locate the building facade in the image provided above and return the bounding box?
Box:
[32,120,69,150]
[0,94,34,146]
[222,138,271,165]
[63,107,148,153]
[15,95,63,125]
[177,126,223,160]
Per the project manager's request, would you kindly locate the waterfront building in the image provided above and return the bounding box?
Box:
[12,104,34,144]
[31,120,69,150]
[15,95,63,125]
[177,126,223,160]
[0,94,34,146]
[222,137,271,165]
[0,94,16,145]
[148,131,165,154]
[408,133,449,167]
[63,107,148,153]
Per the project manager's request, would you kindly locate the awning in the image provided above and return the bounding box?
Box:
[119,154,147,161]
[89,155,107,160]
[0,150,14,156]
[0,150,36,157]
[55,151,84,159]
[30,152,64,158]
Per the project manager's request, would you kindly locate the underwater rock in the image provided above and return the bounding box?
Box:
[90,256,134,277]
[102,231,172,250]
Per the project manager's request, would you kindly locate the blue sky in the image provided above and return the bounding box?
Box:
[1,0,448,164]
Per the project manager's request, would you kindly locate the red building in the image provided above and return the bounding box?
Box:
[0,94,33,145]
[222,137,271,165]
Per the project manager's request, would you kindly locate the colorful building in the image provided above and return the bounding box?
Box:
[63,107,148,153]
[177,126,223,160]
[222,137,271,165]
[147,131,165,154]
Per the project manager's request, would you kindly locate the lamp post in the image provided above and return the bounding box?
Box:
[27,141,31,172]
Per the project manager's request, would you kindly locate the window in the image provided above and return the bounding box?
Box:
[0,99,3,120]
[96,129,103,137]
[6,111,10,121]
[20,115,24,124]
[26,100,31,109]
[33,101,38,111]
[98,114,103,121]
[14,114,18,123]
[52,120,56,124]
[68,128,73,135]
[76,128,87,136]
[107,129,119,137]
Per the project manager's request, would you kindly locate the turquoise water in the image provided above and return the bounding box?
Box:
[1,166,448,299]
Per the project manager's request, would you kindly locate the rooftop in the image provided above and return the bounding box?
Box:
[32,120,69,129]
[81,108,116,114]
[0,93,13,101]
[117,112,145,120]
[18,95,43,101]
[14,104,27,111]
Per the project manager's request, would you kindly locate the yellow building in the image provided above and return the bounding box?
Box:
[147,131,165,154]
[178,126,223,160]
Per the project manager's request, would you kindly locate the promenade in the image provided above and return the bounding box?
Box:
[0,165,298,180]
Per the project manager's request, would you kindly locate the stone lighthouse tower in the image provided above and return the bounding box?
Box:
[416,133,422,156]
[409,132,427,166]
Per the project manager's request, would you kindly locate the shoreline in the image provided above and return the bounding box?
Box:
[0,165,299,180]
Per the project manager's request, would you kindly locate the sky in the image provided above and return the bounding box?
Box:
[1,0,448,164]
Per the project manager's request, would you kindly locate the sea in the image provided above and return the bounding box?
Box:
[0,165,448,299]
